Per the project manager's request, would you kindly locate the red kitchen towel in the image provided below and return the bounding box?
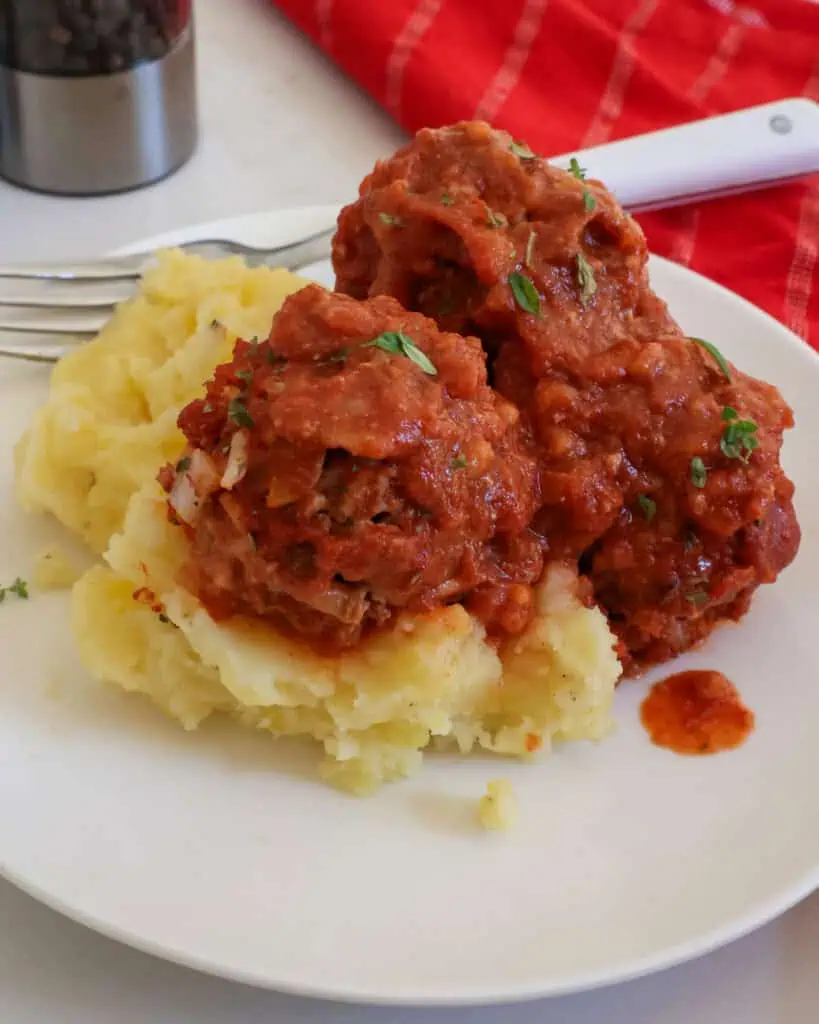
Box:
[274,0,819,344]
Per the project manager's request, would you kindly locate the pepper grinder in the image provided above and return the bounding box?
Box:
[0,0,198,196]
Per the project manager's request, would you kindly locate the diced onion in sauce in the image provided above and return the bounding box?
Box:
[168,473,201,525]
[189,449,221,496]
[221,431,249,490]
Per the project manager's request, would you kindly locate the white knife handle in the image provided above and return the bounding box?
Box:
[551,98,819,212]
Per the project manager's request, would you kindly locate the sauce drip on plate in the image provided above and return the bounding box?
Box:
[640,670,754,755]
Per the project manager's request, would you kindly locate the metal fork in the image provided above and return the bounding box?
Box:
[0,228,334,364]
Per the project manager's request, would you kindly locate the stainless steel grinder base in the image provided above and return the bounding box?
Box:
[0,28,197,196]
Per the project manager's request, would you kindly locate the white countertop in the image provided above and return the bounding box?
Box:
[1,1,817,1021]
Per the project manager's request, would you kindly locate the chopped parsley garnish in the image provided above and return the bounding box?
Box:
[175,456,191,473]
[235,368,253,382]
[265,348,287,368]
[510,140,535,159]
[0,577,29,604]
[440,193,455,206]
[636,495,657,522]
[487,209,508,229]
[576,252,597,304]
[525,230,536,269]
[686,590,709,606]
[720,407,759,461]
[583,189,597,213]
[451,454,468,470]
[228,397,254,428]
[690,456,707,488]
[379,212,402,226]
[568,157,587,180]
[363,331,437,376]
[509,272,541,316]
[691,337,731,380]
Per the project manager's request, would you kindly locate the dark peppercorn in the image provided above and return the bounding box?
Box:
[0,1,191,76]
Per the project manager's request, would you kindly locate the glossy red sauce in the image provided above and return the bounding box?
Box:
[640,669,754,755]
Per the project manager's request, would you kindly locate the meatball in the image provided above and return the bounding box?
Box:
[161,285,542,651]
[332,120,680,378]
[533,335,799,669]
[332,122,800,671]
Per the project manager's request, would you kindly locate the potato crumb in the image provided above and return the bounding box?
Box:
[33,549,81,591]
[478,779,517,832]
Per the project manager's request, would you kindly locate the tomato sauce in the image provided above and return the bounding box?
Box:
[640,670,754,755]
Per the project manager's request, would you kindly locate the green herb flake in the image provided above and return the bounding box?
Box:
[228,397,254,428]
[686,590,709,606]
[175,456,191,473]
[202,402,214,414]
[525,230,536,269]
[236,368,253,383]
[691,337,731,380]
[451,454,468,470]
[720,414,759,462]
[440,193,455,206]
[509,272,541,316]
[487,209,508,229]
[0,576,29,604]
[636,495,657,522]
[583,189,597,213]
[265,348,287,368]
[690,456,708,489]
[379,212,402,226]
[510,140,536,160]
[568,157,587,181]
[362,331,437,376]
[576,252,597,305]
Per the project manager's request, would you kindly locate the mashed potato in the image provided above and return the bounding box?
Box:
[16,251,621,793]
[15,250,306,552]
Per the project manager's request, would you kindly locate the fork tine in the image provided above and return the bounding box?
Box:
[0,347,61,364]
[0,294,119,309]
[0,226,336,283]
[0,323,97,337]
[0,265,143,282]
[0,253,147,282]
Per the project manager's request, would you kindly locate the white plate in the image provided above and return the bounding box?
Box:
[1,207,818,1007]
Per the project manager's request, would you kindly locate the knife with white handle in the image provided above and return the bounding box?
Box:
[551,98,819,212]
